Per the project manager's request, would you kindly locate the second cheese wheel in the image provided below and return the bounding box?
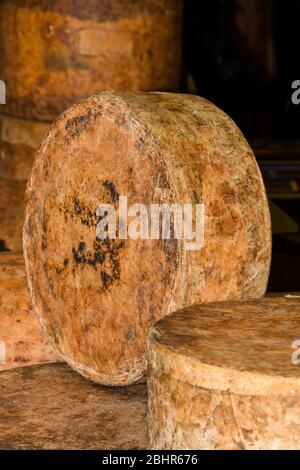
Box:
[23,92,271,385]
[0,0,183,121]
[148,298,300,450]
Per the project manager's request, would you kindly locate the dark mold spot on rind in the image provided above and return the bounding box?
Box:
[65,109,99,139]
[93,240,106,265]
[60,192,125,289]
[14,357,31,363]
[72,241,105,267]
[103,180,120,202]
[62,195,99,228]
[71,238,125,291]
[101,271,112,289]
[79,242,85,253]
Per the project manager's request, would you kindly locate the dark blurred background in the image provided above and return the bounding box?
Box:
[182,0,300,292]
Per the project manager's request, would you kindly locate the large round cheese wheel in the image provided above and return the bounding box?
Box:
[0,0,182,121]
[0,364,147,450]
[0,252,58,371]
[24,91,271,386]
[148,297,300,450]
[0,178,26,251]
[0,115,50,180]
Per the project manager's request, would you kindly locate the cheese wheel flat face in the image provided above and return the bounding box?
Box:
[148,298,300,450]
[149,297,300,393]
[0,364,147,450]
[24,92,271,385]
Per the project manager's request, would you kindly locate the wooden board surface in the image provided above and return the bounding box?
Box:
[148,297,300,450]
[23,91,271,386]
[0,363,147,450]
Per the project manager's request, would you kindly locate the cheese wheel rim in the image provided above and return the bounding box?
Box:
[23,91,271,386]
[148,297,300,397]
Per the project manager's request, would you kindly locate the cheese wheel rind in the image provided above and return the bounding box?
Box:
[0,114,50,180]
[148,298,300,450]
[0,252,58,371]
[0,0,183,121]
[23,91,271,385]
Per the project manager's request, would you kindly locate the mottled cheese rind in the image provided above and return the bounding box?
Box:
[148,298,300,450]
[24,91,271,386]
[0,0,183,121]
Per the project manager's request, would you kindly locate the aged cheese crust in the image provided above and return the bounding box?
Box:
[148,297,300,450]
[0,0,182,121]
[0,115,50,180]
[0,252,58,371]
[24,91,271,386]
[0,363,147,450]
[0,178,26,251]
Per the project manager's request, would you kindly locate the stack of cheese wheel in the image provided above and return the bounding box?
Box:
[0,0,183,121]
[0,115,50,182]
[0,0,183,250]
[0,179,26,251]
[0,364,147,449]
[24,91,271,386]
[148,297,300,450]
[0,115,49,250]
[0,252,58,371]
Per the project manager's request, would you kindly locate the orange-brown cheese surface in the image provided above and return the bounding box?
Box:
[0,115,50,180]
[0,252,58,371]
[148,298,300,450]
[0,363,147,449]
[23,91,271,385]
[0,178,26,251]
[0,0,183,121]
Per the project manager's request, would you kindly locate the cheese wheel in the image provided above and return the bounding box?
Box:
[23,91,271,386]
[148,297,300,450]
[0,178,26,251]
[0,252,58,371]
[0,0,182,121]
[0,114,50,180]
[0,363,147,450]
